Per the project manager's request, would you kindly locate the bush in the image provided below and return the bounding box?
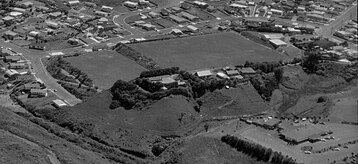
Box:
[317,96,327,103]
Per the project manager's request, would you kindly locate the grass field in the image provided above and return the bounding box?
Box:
[65,50,146,89]
[130,32,297,70]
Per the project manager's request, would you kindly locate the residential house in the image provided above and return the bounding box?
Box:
[193,1,208,8]
[95,10,109,17]
[53,99,67,108]
[48,12,62,19]
[181,12,198,21]
[239,67,256,75]
[46,20,59,28]
[68,0,80,6]
[142,23,156,31]
[3,31,18,40]
[225,70,240,76]
[4,56,21,62]
[4,69,19,78]
[8,63,27,69]
[269,39,287,48]
[187,25,199,32]
[101,6,113,12]
[195,70,212,77]
[22,83,41,91]
[19,1,33,8]
[161,8,170,16]
[171,29,183,35]
[29,43,46,50]
[9,11,23,18]
[148,11,160,18]
[29,89,47,98]
[169,15,187,23]
[124,1,138,8]
[13,7,27,13]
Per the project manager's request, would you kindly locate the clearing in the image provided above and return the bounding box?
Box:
[65,50,146,89]
[130,32,297,70]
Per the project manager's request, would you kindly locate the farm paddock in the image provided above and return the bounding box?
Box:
[130,32,298,70]
[65,50,146,89]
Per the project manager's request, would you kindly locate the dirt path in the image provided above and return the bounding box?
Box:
[1,129,61,164]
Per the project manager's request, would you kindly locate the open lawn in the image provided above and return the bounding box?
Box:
[130,32,296,70]
[65,50,146,89]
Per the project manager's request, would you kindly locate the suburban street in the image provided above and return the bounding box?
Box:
[0,40,82,106]
[317,3,357,37]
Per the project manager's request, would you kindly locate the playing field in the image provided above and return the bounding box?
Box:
[65,50,146,89]
[130,32,296,70]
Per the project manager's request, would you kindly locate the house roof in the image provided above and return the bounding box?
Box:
[4,30,18,36]
[196,70,212,77]
[240,67,256,74]
[9,11,23,17]
[53,99,67,106]
[226,70,239,75]
[269,39,287,46]
[5,56,21,60]
[2,16,14,21]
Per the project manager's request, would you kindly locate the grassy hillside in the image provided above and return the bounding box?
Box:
[0,106,115,164]
[200,83,268,117]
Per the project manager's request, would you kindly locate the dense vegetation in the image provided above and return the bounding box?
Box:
[46,57,93,86]
[109,67,247,110]
[221,135,297,164]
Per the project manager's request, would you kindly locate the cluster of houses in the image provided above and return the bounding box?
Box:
[334,20,358,43]
[128,1,209,33]
[194,66,256,80]
[225,0,351,24]
[1,0,128,50]
[0,47,29,77]
[123,0,156,10]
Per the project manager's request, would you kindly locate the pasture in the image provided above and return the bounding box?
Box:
[130,32,297,70]
[65,50,146,89]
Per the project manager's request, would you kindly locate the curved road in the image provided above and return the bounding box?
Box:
[0,40,81,106]
[111,0,183,41]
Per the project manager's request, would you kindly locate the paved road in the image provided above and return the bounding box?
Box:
[0,40,82,106]
[317,4,357,37]
[111,0,183,41]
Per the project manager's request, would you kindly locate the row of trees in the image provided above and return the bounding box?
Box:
[139,67,179,78]
[244,61,282,73]
[221,135,297,164]
[113,43,160,70]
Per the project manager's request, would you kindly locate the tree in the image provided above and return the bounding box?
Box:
[204,123,209,132]
[302,51,321,73]
[274,67,284,84]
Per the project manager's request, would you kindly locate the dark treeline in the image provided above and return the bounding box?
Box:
[221,135,297,164]
[140,67,179,78]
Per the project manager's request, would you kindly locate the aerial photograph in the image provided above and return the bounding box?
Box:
[0,0,357,163]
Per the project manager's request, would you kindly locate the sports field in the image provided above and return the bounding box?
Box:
[130,32,296,70]
[65,50,146,89]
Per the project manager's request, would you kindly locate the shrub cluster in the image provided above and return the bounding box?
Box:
[221,135,297,164]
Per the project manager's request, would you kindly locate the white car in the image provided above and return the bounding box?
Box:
[304,151,312,154]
